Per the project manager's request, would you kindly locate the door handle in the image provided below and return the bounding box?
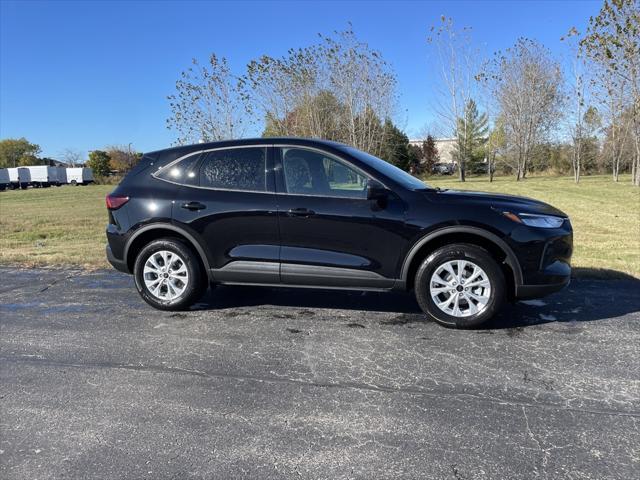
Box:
[287,207,315,217]
[181,201,206,211]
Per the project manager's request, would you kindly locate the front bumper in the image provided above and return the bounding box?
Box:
[509,222,573,299]
[513,242,572,300]
[515,275,570,299]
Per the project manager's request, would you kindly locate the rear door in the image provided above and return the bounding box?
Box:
[170,145,281,283]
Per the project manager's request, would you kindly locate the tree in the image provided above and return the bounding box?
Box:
[580,0,640,186]
[167,54,249,145]
[571,106,601,182]
[427,16,481,181]
[486,120,506,182]
[407,143,424,175]
[562,27,590,183]
[602,106,635,178]
[61,148,83,167]
[106,145,140,172]
[422,135,439,174]
[247,27,397,157]
[482,38,564,180]
[86,150,111,177]
[0,138,41,168]
[323,27,397,156]
[379,119,411,170]
[262,90,345,139]
[452,99,488,180]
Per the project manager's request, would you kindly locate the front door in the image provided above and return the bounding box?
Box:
[171,145,281,283]
[274,146,407,289]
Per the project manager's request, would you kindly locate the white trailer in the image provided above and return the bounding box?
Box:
[8,167,31,189]
[24,165,59,187]
[0,168,9,191]
[56,166,68,185]
[66,167,94,185]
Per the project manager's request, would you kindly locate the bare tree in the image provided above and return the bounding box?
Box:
[483,38,563,180]
[61,148,83,167]
[246,45,329,138]
[600,74,632,181]
[562,27,590,183]
[580,0,640,185]
[485,119,506,182]
[427,17,481,181]
[324,27,397,156]
[167,54,249,145]
[245,27,397,156]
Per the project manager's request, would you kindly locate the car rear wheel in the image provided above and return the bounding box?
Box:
[414,244,505,328]
[133,238,206,311]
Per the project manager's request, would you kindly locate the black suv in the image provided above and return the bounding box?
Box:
[106,138,572,328]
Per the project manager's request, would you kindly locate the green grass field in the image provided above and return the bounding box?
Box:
[0,175,638,277]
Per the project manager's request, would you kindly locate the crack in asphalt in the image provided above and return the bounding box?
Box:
[3,354,638,420]
[0,272,81,295]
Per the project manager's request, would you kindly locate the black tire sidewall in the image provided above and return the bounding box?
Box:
[415,244,505,328]
[133,238,205,311]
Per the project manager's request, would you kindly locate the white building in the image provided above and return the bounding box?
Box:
[409,138,458,164]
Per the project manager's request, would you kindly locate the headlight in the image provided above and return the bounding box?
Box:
[503,212,565,229]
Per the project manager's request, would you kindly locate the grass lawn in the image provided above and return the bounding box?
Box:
[0,175,638,277]
[0,185,113,269]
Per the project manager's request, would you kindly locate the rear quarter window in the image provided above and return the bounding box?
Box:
[154,153,201,186]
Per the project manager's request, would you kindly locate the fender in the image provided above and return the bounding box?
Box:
[399,226,523,286]
[124,222,213,279]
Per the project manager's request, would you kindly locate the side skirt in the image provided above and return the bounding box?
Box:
[210,261,400,291]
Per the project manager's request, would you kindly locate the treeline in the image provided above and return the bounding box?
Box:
[167,28,423,171]
[167,1,639,185]
[0,138,141,178]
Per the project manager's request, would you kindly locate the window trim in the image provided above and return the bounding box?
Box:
[274,145,375,199]
[152,145,272,194]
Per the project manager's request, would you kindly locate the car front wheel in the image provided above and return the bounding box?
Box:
[133,238,206,311]
[414,244,505,328]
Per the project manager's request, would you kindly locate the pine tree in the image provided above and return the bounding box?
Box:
[379,119,411,171]
[422,135,439,174]
[453,99,489,181]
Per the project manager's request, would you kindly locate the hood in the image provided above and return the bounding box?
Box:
[431,189,568,217]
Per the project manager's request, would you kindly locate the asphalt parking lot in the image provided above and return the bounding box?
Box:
[1,267,639,479]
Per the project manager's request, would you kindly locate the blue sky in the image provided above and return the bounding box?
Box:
[0,0,601,158]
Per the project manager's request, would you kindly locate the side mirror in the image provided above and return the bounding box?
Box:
[366,179,388,201]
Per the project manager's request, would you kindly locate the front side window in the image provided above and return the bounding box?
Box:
[199,147,266,191]
[281,148,367,198]
[338,146,430,190]
[155,153,200,185]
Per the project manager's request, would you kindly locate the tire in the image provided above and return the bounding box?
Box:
[71,180,77,186]
[133,238,207,311]
[414,243,505,328]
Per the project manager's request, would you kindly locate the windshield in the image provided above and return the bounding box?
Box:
[340,146,431,191]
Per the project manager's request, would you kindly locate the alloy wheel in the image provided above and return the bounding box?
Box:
[143,250,189,301]
[429,259,491,317]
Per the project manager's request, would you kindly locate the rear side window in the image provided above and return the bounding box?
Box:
[199,147,266,191]
[155,153,201,186]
